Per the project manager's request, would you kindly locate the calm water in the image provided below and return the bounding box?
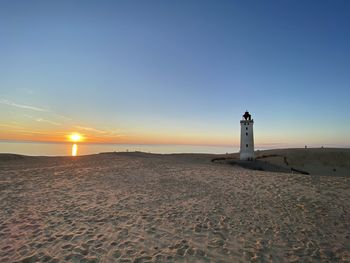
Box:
[0,141,237,156]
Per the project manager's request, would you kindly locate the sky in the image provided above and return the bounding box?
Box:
[0,0,349,148]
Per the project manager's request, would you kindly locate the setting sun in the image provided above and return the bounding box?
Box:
[69,133,83,142]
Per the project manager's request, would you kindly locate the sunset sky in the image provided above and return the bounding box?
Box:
[1,1,349,148]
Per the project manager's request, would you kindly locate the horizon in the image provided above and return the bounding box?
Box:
[1,138,349,149]
[2,139,349,157]
[1,1,350,151]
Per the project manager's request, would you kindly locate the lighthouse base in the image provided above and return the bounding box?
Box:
[240,152,255,161]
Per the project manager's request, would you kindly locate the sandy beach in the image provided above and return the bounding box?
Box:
[0,152,349,262]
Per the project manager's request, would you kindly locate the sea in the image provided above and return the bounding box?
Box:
[0,141,238,156]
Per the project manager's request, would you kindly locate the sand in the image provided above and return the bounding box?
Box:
[0,152,349,262]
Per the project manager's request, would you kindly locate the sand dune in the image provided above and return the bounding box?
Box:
[0,152,349,262]
[255,148,350,176]
[215,148,350,177]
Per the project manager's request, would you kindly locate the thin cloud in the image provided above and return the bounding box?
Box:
[23,114,62,126]
[36,118,62,126]
[0,127,50,135]
[74,125,125,137]
[104,129,125,137]
[75,125,107,134]
[0,99,48,112]
[54,113,72,121]
[0,123,26,129]
[2,98,73,122]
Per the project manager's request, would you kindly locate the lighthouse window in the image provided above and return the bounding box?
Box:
[246,132,248,136]
[246,144,248,148]
[246,127,248,130]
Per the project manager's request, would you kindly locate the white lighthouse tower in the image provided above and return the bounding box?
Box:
[240,111,254,160]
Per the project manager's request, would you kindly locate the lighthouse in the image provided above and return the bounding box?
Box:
[240,111,254,160]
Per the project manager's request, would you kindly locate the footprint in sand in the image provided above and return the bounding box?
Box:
[110,241,118,246]
[62,234,73,241]
[113,250,121,258]
[61,243,74,250]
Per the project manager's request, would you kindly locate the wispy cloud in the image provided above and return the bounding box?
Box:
[74,125,125,138]
[54,114,72,121]
[0,98,126,143]
[75,125,107,134]
[0,99,48,112]
[36,118,62,126]
[2,98,73,122]
[0,123,27,129]
[104,129,125,137]
[22,114,62,126]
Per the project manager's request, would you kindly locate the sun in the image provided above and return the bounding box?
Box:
[69,133,83,142]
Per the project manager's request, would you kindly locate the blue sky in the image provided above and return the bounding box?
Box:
[0,0,349,147]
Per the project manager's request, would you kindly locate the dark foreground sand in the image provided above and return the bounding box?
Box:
[0,152,349,262]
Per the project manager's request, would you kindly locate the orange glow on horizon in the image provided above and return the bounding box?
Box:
[0,126,239,146]
[0,130,236,147]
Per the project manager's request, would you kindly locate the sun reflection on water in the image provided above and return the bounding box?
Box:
[72,144,78,156]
